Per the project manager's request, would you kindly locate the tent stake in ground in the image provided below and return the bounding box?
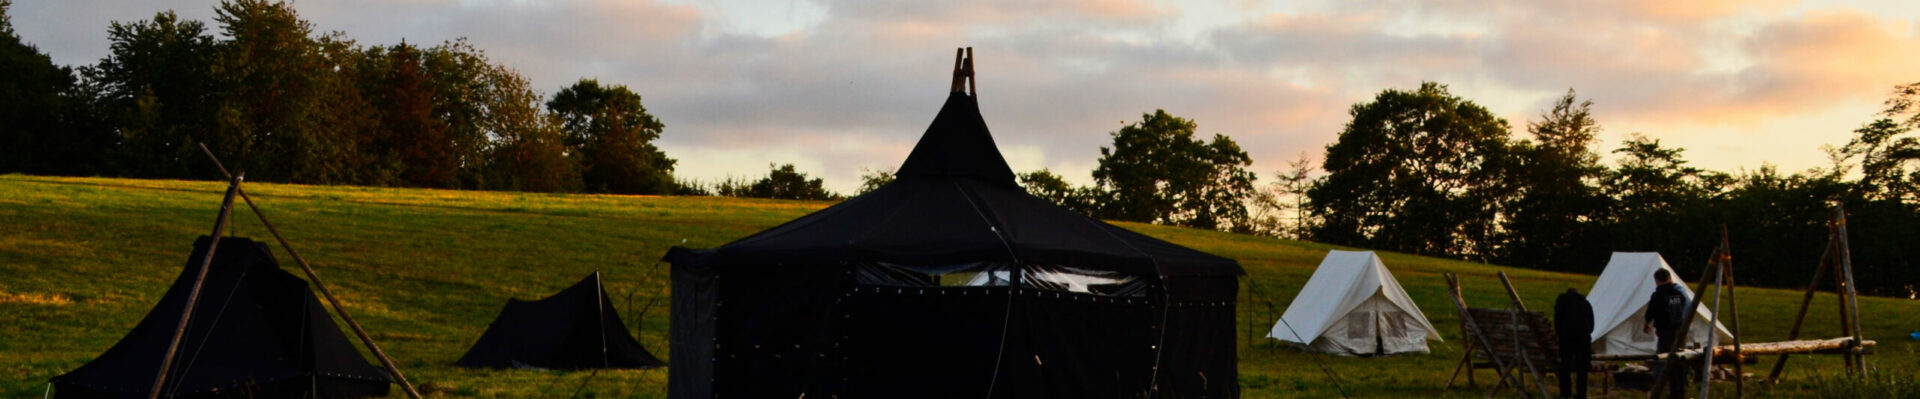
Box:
[196,145,423,399]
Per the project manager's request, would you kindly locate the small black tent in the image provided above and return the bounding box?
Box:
[51,237,391,398]
[457,272,665,370]
[664,51,1243,398]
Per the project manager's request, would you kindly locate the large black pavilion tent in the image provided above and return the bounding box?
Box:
[50,237,392,398]
[664,49,1243,398]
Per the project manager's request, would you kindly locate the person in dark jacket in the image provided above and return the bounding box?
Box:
[1642,268,1690,399]
[1555,288,1595,399]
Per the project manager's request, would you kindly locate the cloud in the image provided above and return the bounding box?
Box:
[9,0,1920,192]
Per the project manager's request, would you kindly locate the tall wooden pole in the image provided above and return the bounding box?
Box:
[198,145,423,398]
[1720,226,1743,398]
[950,48,966,93]
[1830,247,1856,375]
[1699,245,1726,399]
[148,173,243,399]
[964,47,976,98]
[1833,204,1868,375]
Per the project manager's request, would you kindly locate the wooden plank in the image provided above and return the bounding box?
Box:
[1595,337,1875,361]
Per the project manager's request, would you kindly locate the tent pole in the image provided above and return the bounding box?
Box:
[597,271,610,368]
[1647,243,1722,399]
[1767,228,1835,384]
[950,48,966,93]
[149,173,243,399]
[965,47,976,98]
[1243,277,1253,350]
[197,144,423,399]
[1833,204,1868,375]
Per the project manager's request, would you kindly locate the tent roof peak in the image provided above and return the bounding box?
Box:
[895,47,1016,185]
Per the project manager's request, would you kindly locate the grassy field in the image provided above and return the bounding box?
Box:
[1,174,1914,398]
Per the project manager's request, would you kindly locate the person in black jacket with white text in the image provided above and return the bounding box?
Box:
[1555,288,1594,399]
[1643,268,1690,398]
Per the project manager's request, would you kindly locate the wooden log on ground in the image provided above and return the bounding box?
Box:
[1595,338,1875,362]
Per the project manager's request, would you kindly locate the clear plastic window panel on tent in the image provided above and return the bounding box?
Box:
[852,262,1148,297]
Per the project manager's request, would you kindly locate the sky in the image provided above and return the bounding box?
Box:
[12,0,1920,193]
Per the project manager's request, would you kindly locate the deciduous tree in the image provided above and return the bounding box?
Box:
[548,79,676,194]
[1499,89,1612,271]
[1092,110,1257,231]
[1307,82,1516,257]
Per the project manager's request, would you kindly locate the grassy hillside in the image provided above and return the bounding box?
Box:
[2,174,1914,398]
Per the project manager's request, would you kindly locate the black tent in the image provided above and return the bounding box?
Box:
[457,272,665,370]
[51,237,391,398]
[664,51,1243,398]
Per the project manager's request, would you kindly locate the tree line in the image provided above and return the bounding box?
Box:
[5,2,1915,294]
[1306,82,1919,296]
[998,82,1912,295]
[1005,82,1919,296]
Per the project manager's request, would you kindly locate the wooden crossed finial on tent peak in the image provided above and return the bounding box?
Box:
[951,47,976,98]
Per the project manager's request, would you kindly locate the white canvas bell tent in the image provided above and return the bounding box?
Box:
[1267,250,1442,356]
[1585,252,1734,356]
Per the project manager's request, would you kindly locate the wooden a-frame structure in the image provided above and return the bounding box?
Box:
[141,145,424,399]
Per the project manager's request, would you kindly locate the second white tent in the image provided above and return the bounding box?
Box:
[1268,250,1442,356]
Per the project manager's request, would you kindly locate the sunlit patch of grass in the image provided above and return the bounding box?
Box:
[0,290,71,306]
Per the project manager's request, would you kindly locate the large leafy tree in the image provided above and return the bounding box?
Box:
[1092,110,1257,231]
[547,79,676,194]
[212,0,366,183]
[1834,83,1920,203]
[1,0,107,175]
[365,42,456,187]
[1307,82,1517,258]
[85,11,227,178]
[468,47,579,193]
[1600,134,1729,256]
[1498,90,1612,271]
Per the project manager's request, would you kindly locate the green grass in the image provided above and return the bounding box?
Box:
[2,174,1915,398]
